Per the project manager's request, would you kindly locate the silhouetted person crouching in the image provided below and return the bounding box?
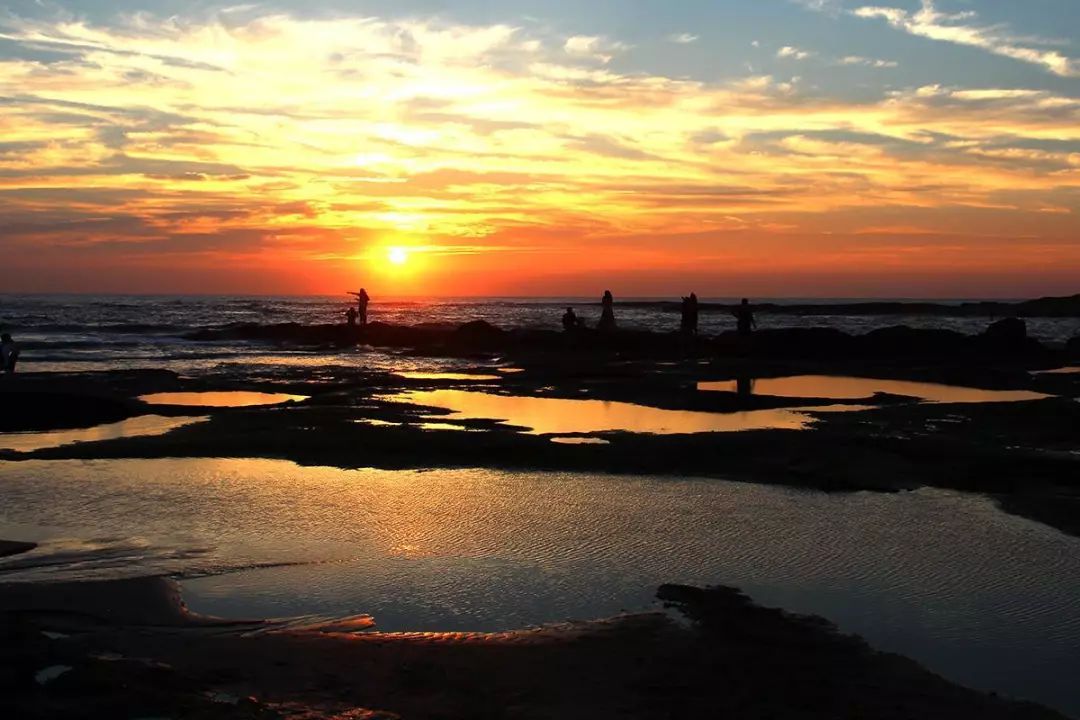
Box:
[562,307,580,332]
[345,306,358,328]
[1,333,19,373]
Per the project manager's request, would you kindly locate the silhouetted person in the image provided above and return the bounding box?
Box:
[1,333,19,374]
[345,306,358,328]
[680,296,691,333]
[733,298,756,337]
[686,292,699,334]
[562,307,580,332]
[348,288,370,326]
[598,290,616,332]
[736,374,754,398]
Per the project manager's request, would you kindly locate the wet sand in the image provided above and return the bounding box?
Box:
[0,573,1066,719]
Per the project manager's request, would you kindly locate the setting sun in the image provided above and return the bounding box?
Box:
[387,247,409,266]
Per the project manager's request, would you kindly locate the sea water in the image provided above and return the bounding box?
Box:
[1,458,1078,714]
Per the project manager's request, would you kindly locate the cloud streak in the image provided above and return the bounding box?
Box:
[852,0,1079,77]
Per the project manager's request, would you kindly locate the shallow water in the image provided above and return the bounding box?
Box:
[386,389,833,434]
[0,416,207,453]
[396,372,503,381]
[699,375,1050,403]
[139,391,308,407]
[1033,367,1080,375]
[1,458,1078,713]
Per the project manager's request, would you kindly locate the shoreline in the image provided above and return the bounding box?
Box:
[0,571,1069,719]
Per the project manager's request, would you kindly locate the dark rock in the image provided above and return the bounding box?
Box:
[982,317,1027,345]
[0,391,133,432]
[863,326,969,356]
[451,320,505,349]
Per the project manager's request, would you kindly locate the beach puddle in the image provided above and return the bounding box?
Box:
[550,437,611,445]
[386,389,826,434]
[0,415,208,453]
[3,458,1079,714]
[396,372,502,381]
[139,391,308,407]
[698,375,1050,403]
[417,422,476,432]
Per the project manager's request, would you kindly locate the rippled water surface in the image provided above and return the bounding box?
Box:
[1,459,1078,713]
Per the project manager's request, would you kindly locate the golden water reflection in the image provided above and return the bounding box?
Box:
[139,391,308,407]
[396,372,502,381]
[0,415,208,453]
[698,376,1050,403]
[389,390,825,434]
[1033,367,1080,375]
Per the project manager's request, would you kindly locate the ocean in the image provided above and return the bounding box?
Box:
[1,294,1078,375]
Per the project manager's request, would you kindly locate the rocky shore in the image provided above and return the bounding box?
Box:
[0,566,1066,720]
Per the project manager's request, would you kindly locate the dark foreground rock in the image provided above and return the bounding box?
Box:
[645,293,1080,318]
[183,319,1062,365]
[0,578,1065,720]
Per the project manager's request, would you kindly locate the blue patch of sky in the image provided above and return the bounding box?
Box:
[2,0,1076,97]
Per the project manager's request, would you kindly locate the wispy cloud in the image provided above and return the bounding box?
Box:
[851,0,1079,77]
[838,55,898,68]
[563,35,628,63]
[777,45,815,60]
[667,33,699,45]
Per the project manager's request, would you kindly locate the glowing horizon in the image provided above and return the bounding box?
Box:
[1,1,1077,297]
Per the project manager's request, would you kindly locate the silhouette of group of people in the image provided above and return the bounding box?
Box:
[344,287,757,337]
[345,288,370,328]
[560,292,757,336]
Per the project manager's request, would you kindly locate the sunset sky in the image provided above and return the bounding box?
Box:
[1,0,1078,297]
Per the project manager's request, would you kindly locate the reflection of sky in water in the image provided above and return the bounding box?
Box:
[1033,367,1080,375]
[385,389,825,434]
[396,372,502,381]
[1,458,1078,715]
[139,391,308,407]
[0,415,207,453]
[699,375,1050,403]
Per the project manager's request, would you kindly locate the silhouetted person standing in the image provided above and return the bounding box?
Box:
[348,288,370,326]
[1,333,19,373]
[733,298,756,337]
[562,307,580,331]
[598,290,616,332]
[681,293,700,334]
